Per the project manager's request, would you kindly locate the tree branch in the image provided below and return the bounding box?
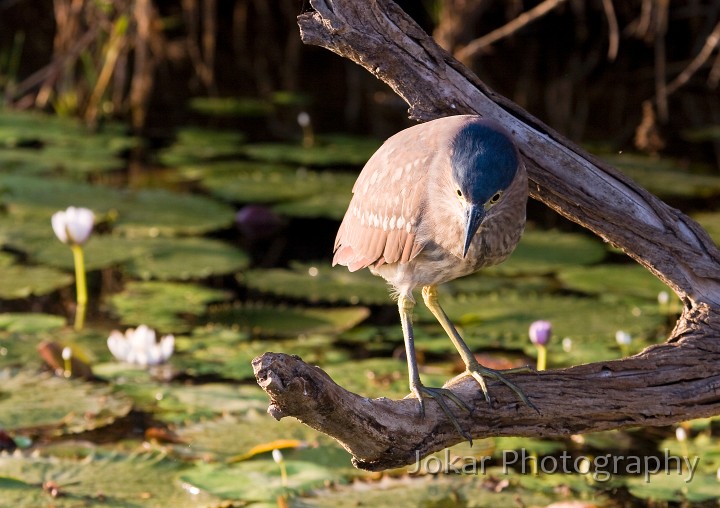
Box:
[252,0,720,470]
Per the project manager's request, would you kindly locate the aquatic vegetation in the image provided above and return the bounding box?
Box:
[51,206,94,330]
[107,325,175,367]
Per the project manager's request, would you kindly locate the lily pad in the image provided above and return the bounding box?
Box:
[486,229,607,275]
[604,152,720,198]
[0,369,131,435]
[124,236,250,280]
[625,470,719,503]
[0,174,235,237]
[195,162,357,219]
[243,134,380,167]
[415,293,665,366]
[241,261,390,305]
[111,188,236,237]
[173,329,348,381]
[156,126,246,166]
[188,96,272,118]
[558,264,675,302]
[179,455,346,503]
[693,211,720,245]
[171,413,330,462]
[0,263,73,299]
[108,281,231,333]
[0,448,221,507]
[0,110,137,176]
[0,313,66,333]
[206,303,370,338]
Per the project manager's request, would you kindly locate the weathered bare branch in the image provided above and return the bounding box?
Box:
[253,0,720,470]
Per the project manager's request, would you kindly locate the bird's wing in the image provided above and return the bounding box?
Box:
[333,117,467,271]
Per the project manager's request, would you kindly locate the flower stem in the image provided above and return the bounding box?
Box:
[71,244,87,330]
[536,345,547,371]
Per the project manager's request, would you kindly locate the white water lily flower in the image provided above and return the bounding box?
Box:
[107,325,174,367]
[51,206,95,245]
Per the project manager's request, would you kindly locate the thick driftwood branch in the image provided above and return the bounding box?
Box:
[253,0,720,470]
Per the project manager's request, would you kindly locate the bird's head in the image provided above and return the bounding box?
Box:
[450,120,520,257]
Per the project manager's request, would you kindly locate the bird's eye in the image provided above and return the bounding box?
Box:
[456,189,463,198]
[489,192,502,204]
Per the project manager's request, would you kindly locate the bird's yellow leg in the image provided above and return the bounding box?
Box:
[421,285,537,411]
[398,293,472,442]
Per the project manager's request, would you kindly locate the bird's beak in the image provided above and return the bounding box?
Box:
[462,203,485,258]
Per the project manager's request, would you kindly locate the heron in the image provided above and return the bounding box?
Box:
[333,115,534,439]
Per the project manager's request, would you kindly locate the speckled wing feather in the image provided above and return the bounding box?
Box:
[333,116,470,272]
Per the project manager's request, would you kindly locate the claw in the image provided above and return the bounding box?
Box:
[410,384,473,444]
[466,362,539,413]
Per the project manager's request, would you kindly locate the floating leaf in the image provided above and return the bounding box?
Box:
[124,236,250,280]
[488,230,607,275]
[0,110,137,176]
[243,134,380,167]
[625,471,719,503]
[188,96,272,118]
[173,329,348,381]
[0,264,73,299]
[693,211,720,245]
[206,303,369,338]
[0,174,235,237]
[415,293,665,365]
[241,262,389,305]
[111,188,236,237]
[156,126,246,166]
[558,264,674,301]
[179,455,346,503]
[0,369,131,435]
[171,414,328,462]
[604,152,720,198]
[0,448,221,507]
[193,162,357,219]
[0,313,66,333]
[108,281,231,333]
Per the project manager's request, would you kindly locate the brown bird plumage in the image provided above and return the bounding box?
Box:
[333,115,533,441]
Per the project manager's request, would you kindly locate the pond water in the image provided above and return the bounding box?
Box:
[0,106,719,506]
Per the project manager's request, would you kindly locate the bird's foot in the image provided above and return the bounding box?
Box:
[409,384,473,444]
[464,362,539,413]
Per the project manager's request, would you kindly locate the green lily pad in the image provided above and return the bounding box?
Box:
[0,369,131,435]
[111,188,236,237]
[108,281,231,333]
[156,126,246,166]
[297,471,564,508]
[0,263,73,299]
[0,448,222,507]
[603,152,720,198]
[124,236,250,280]
[206,303,370,338]
[173,329,349,381]
[693,211,720,245]
[195,162,357,219]
[487,230,607,275]
[0,174,235,237]
[188,96,272,118]
[414,292,665,366]
[0,313,66,333]
[241,261,390,305]
[558,264,674,302]
[243,134,380,167]
[625,470,719,503]
[0,110,137,176]
[171,413,331,461]
[323,357,452,399]
[179,456,346,503]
